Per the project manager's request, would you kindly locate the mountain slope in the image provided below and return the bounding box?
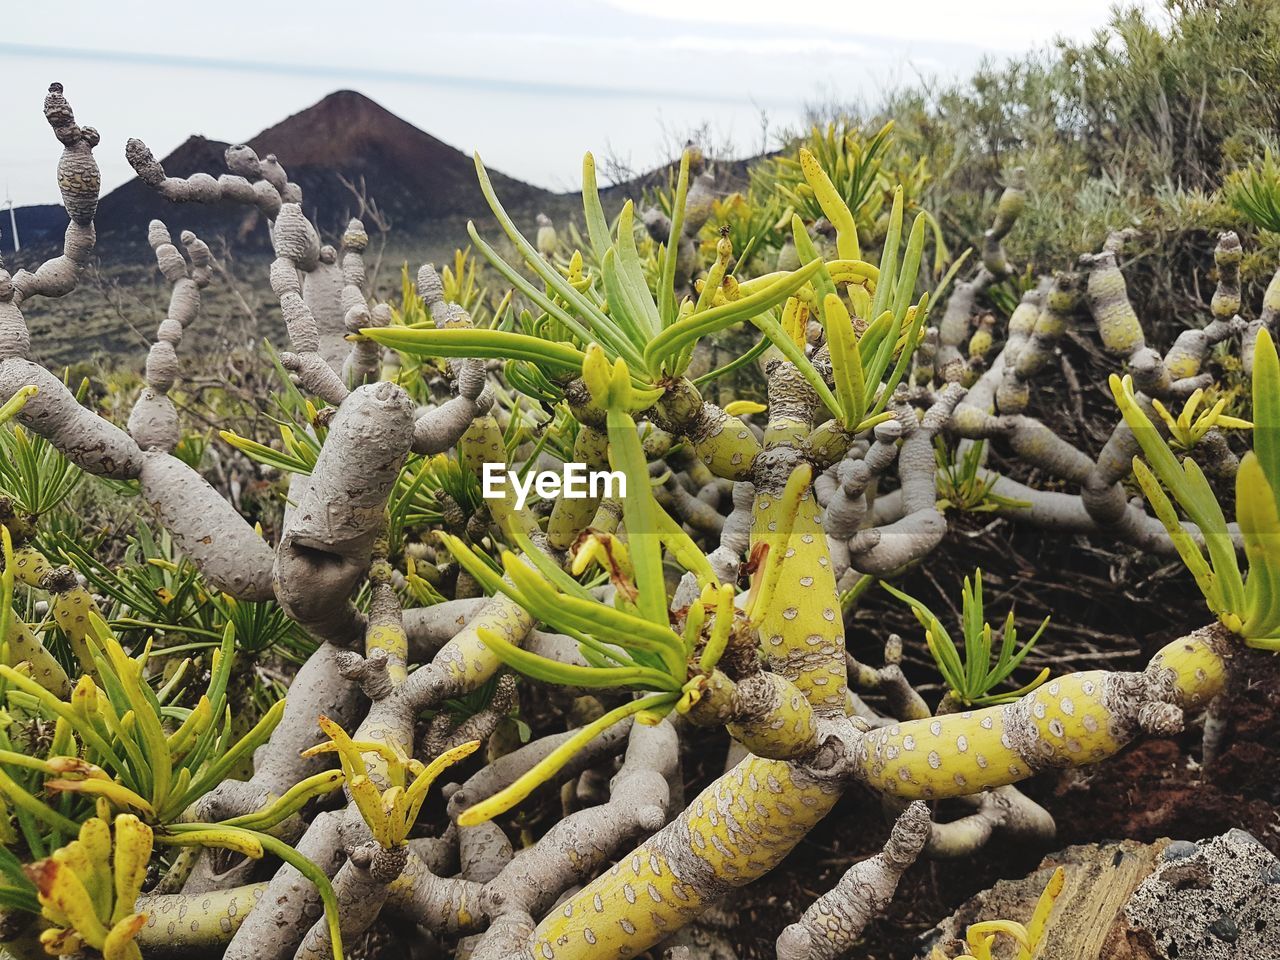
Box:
[242,90,550,226]
[8,91,555,253]
[4,89,753,260]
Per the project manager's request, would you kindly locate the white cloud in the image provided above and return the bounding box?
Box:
[599,0,1159,51]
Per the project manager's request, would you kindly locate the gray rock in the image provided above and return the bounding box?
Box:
[1125,830,1280,959]
[1162,840,1199,861]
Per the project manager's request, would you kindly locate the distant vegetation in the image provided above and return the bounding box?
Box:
[792,0,1280,331]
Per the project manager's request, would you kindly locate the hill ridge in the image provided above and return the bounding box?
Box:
[5,90,556,253]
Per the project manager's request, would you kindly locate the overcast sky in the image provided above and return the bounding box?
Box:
[1,0,1159,206]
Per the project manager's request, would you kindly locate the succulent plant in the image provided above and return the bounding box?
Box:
[0,75,1272,960]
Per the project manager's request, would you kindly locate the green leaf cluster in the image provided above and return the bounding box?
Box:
[882,570,1050,707]
[1112,328,1280,648]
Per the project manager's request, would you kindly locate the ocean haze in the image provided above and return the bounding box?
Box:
[0,0,1158,208]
